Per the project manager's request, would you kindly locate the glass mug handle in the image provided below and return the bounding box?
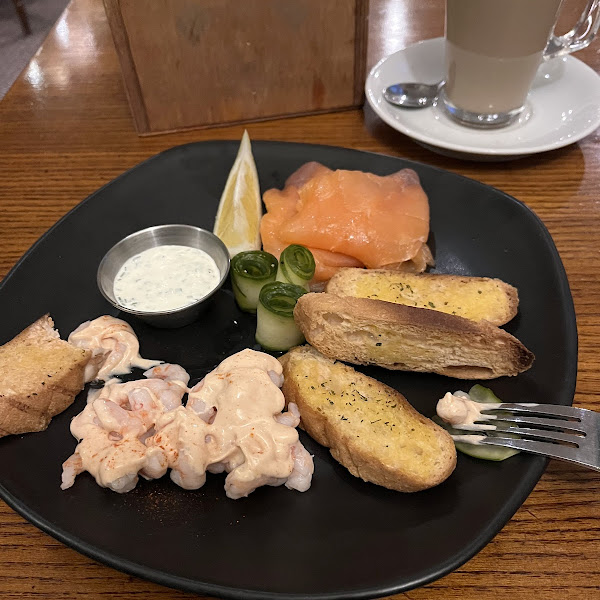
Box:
[544,0,600,60]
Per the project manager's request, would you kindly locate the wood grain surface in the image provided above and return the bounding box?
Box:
[0,0,599,598]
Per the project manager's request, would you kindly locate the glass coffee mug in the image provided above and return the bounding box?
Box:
[441,0,600,128]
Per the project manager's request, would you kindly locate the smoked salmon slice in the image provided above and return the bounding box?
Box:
[260,162,432,282]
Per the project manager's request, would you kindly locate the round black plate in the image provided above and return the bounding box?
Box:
[0,142,577,599]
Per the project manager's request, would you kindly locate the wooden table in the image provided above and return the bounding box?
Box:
[0,0,599,598]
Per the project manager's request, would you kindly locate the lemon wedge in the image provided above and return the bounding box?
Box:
[213,131,262,257]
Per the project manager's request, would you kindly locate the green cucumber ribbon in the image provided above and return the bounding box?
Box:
[276,245,315,290]
[255,282,307,351]
[230,250,278,313]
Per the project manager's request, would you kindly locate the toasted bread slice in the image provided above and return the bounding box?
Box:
[280,345,456,492]
[326,268,518,326]
[0,315,91,437]
[294,293,534,379]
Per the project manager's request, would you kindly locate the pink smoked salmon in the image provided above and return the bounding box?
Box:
[260,162,433,282]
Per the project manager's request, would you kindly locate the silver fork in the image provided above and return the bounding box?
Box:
[448,403,600,471]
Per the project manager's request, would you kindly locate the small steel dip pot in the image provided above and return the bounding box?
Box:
[97,224,230,328]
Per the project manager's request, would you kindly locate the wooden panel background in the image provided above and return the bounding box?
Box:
[104,0,369,133]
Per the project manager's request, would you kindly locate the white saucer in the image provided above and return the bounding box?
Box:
[365,37,600,160]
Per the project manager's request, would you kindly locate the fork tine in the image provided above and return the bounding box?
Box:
[480,414,587,434]
[480,403,586,419]
[459,426,582,445]
[452,425,585,446]
[474,437,600,472]
[444,402,600,471]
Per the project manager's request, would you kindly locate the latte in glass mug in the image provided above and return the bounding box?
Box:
[441,0,600,128]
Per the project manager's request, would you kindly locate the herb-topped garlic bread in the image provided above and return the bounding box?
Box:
[280,345,456,492]
[294,293,534,379]
[0,315,91,437]
[326,268,518,326]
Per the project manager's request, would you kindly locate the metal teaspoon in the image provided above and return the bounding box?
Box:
[383,81,443,108]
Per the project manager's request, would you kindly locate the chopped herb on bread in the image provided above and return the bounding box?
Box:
[280,345,456,492]
[326,268,518,326]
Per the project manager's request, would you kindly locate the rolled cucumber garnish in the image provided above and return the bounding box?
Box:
[435,385,520,462]
[255,282,307,351]
[230,250,278,313]
[276,244,315,290]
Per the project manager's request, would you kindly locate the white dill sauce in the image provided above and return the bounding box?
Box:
[114,245,220,312]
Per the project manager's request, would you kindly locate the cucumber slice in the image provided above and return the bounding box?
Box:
[255,282,307,351]
[435,385,520,462]
[468,384,501,403]
[455,435,520,462]
[276,245,315,290]
[230,251,278,313]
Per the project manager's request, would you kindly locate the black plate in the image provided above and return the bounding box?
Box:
[0,142,577,599]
